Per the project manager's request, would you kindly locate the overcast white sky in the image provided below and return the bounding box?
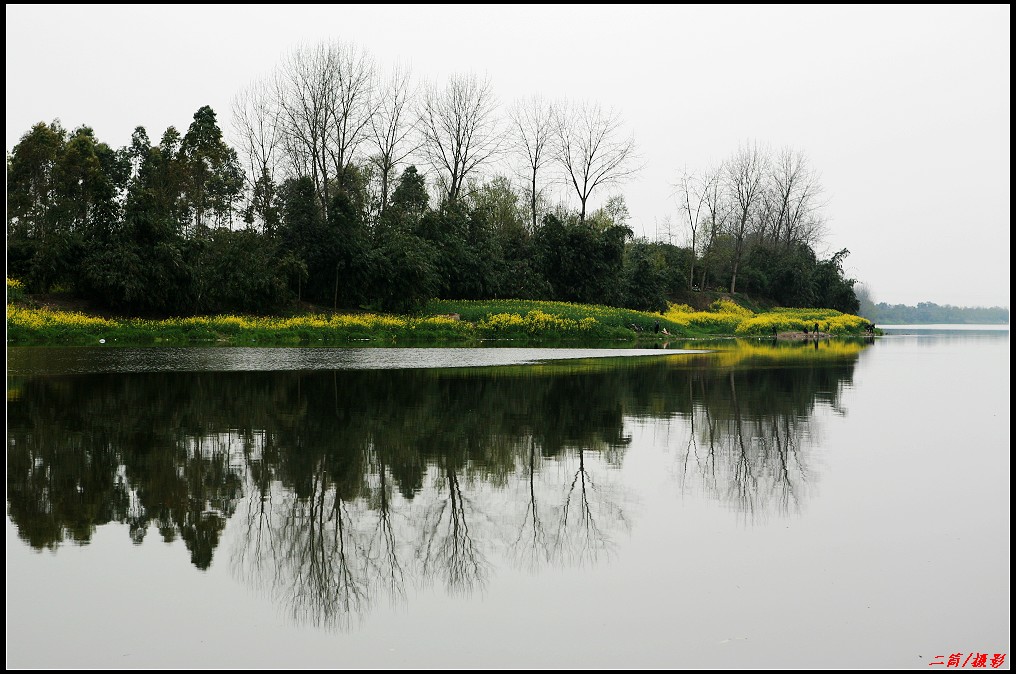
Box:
[5,4,1010,308]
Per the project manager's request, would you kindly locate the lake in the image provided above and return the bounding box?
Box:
[5,328,1010,669]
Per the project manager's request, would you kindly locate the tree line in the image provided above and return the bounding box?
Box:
[862,301,1009,324]
[6,39,859,316]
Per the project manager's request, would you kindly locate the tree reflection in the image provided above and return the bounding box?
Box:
[670,339,860,520]
[6,338,865,627]
[510,438,550,571]
[416,464,489,595]
[275,466,369,630]
[364,450,407,602]
[549,445,630,566]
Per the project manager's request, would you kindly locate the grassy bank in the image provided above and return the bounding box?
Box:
[6,277,872,346]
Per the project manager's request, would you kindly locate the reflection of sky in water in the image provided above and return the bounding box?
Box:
[5,335,1009,669]
[6,346,706,375]
[874,326,1010,348]
[877,324,1009,331]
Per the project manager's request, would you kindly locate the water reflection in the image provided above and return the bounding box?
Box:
[663,339,864,519]
[7,339,866,629]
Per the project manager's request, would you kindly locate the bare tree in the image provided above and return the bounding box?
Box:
[508,95,556,232]
[368,63,417,221]
[273,42,334,218]
[725,142,768,294]
[233,77,282,188]
[272,40,377,220]
[555,101,638,224]
[698,162,727,291]
[419,72,502,206]
[654,215,675,245]
[675,167,718,290]
[765,147,826,247]
[325,41,376,194]
[232,77,282,232]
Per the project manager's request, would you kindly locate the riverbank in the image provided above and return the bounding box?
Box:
[5,291,874,346]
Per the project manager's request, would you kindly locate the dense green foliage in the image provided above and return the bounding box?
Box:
[7,107,859,318]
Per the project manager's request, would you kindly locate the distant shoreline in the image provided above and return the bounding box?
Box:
[876,323,1009,329]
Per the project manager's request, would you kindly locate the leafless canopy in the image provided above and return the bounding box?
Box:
[508,95,556,232]
[675,166,719,289]
[232,77,282,190]
[757,147,826,247]
[231,77,282,231]
[725,141,769,294]
[273,42,334,215]
[368,63,418,220]
[271,40,376,220]
[419,73,502,206]
[554,101,639,224]
[325,41,376,193]
[679,144,828,292]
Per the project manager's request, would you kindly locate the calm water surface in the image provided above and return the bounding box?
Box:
[6,331,1010,668]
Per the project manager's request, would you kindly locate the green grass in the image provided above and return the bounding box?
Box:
[6,285,874,347]
[424,299,679,340]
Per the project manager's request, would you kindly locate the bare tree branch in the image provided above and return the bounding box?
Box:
[325,41,376,194]
[419,73,502,206]
[369,63,418,221]
[507,95,556,232]
[725,141,769,294]
[273,42,334,218]
[231,77,282,232]
[554,101,639,224]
